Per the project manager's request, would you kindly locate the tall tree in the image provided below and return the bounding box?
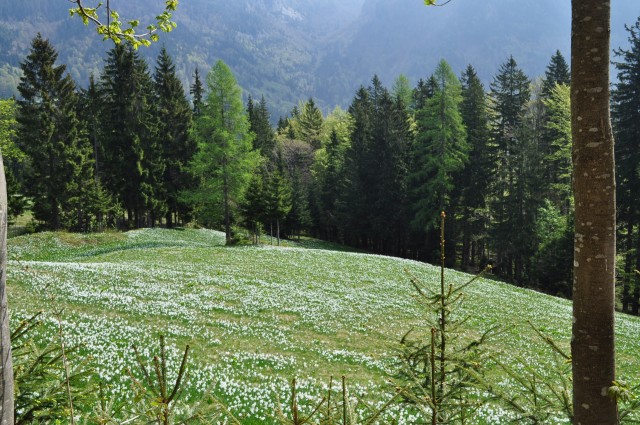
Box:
[392,74,413,109]
[543,83,573,213]
[190,67,204,117]
[186,60,258,243]
[154,47,194,227]
[341,85,375,249]
[488,55,531,280]
[0,99,27,222]
[571,0,618,422]
[613,17,640,315]
[16,34,98,230]
[410,60,467,262]
[297,98,324,149]
[542,50,571,97]
[100,44,160,227]
[248,95,276,157]
[458,65,491,267]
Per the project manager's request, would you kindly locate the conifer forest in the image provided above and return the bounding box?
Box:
[9,27,640,306]
[2,1,640,423]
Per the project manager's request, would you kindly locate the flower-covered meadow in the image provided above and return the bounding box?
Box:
[7,228,640,423]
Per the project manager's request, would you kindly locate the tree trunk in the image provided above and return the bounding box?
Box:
[277,218,281,246]
[623,221,633,313]
[223,160,231,244]
[571,1,619,423]
[0,153,14,424]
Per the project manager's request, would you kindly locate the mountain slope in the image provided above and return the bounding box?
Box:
[0,0,638,118]
[7,227,640,422]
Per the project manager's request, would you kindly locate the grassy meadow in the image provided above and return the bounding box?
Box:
[7,228,640,423]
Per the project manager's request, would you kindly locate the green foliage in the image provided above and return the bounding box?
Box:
[398,213,491,423]
[0,98,28,221]
[613,17,640,314]
[275,376,400,425]
[487,55,533,281]
[99,43,162,228]
[186,60,259,241]
[531,200,573,297]
[410,59,468,234]
[457,65,491,268]
[294,98,324,150]
[489,324,573,424]
[542,83,572,213]
[154,47,194,228]
[542,50,570,97]
[392,74,413,109]
[12,313,96,424]
[248,95,276,157]
[68,0,178,49]
[16,34,101,230]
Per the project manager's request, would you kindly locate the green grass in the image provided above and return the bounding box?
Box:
[7,228,640,423]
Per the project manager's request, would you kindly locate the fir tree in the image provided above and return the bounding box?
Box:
[100,44,160,227]
[248,95,276,157]
[488,56,531,281]
[153,47,194,227]
[16,34,99,230]
[190,67,204,117]
[458,65,491,267]
[341,85,375,249]
[613,17,640,314]
[297,98,324,149]
[542,50,571,97]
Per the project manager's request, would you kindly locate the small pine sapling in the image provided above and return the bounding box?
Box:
[398,212,493,424]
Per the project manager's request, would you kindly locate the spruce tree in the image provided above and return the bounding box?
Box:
[542,50,571,97]
[488,56,531,281]
[265,166,292,246]
[154,47,194,227]
[297,98,324,149]
[613,17,640,314]
[248,95,276,157]
[458,65,491,267]
[190,67,204,117]
[318,130,345,242]
[240,169,267,244]
[16,34,98,230]
[341,85,375,249]
[100,44,160,227]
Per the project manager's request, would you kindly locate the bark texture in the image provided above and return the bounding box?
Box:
[571,1,619,423]
[0,153,13,424]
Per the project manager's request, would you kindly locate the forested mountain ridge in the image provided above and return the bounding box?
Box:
[0,0,638,118]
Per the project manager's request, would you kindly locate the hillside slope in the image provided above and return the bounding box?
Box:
[7,228,640,422]
[1,1,638,118]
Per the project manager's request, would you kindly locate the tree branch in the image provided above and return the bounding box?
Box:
[68,0,178,48]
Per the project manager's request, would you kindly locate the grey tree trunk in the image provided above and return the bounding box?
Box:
[571,1,619,423]
[0,152,14,424]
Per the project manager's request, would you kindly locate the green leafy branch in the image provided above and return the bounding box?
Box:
[68,0,178,48]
